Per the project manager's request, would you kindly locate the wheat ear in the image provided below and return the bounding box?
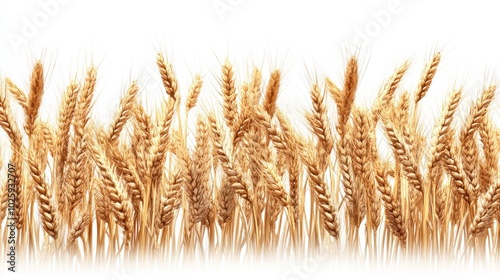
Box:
[470,181,500,236]
[208,114,253,204]
[221,59,237,130]
[28,124,59,240]
[156,53,178,100]
[108,81,138,144]
[25,60,45,136]
[415,52,441,103]
[263,70,281,117]
[304,153,340,238]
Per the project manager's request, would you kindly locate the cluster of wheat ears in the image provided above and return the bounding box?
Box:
[0,52,499,271]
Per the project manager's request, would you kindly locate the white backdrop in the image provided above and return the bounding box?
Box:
[1,0,500,279]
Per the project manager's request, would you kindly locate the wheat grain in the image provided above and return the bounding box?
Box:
[186,74,203,112]
[221,59,237,130]
[157,53,178,100]
[209,114,253,204]
[263,70,281,117]
[415,52,441,103]
[470,181,500,236]
[28,124,59,239]
[306,83,334,156]
[304,153,339,238]
[25,61,45,136]
[108,81,138,144]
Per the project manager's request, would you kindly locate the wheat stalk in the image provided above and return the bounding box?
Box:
[2,53,500,272]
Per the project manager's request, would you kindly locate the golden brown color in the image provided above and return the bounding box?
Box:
[0,52,499,270]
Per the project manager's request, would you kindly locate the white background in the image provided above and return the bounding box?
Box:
[2,0,500,279]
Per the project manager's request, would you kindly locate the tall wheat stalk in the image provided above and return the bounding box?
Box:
[0,52,499,273]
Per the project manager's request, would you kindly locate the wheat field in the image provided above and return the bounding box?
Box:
[0,52,499,274]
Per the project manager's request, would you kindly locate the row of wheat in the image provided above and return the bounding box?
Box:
[0,52,499,271]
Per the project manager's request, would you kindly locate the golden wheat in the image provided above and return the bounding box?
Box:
[1,53,500,273]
